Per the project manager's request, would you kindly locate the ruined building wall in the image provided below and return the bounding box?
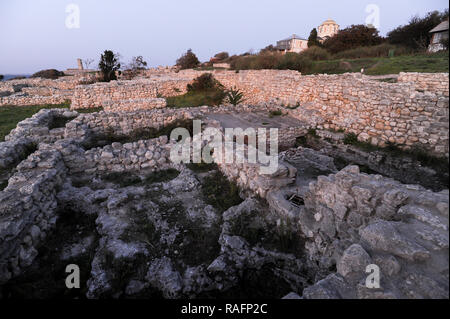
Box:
[398,72,449,96]
[70,78,190,109]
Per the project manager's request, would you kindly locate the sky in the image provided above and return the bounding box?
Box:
[0,0,448,74]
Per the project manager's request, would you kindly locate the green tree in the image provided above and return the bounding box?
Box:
[323,24,384,54]
[387,10,449,50]
[0,75,4,81]
[307,28,321,47]
[176,49,200,69]
[99,50,121,82]
[214,52,229,60]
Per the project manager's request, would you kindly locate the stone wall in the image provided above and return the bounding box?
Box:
[0,75,95,107]
[70,77,190,109]
[2,70,448,157]
[102,98,167,112]
[0,149,67,284]
[398,72,449,96]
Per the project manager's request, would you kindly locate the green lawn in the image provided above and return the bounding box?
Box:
[165,89,225,108]
[0,102,103,141]
[0,102,69,141]
[306,51,449,75]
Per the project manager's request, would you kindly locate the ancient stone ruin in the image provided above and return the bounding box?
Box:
[0,69,448,299]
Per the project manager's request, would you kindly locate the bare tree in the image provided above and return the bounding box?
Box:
[123,56,148,79]
[82,58,95,70]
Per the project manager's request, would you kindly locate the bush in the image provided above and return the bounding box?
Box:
[98,50,121,82]
[323,24,384,54]
[276,53,313,72]
[300,46,330,61]
[31,69,65,79]
[226,87,245,106]
[230,54,280,70]
[333,43,412,59]
[187,73,223,92]
[123,56,148,79]
[176,49,200,69]
[167,73,226,107]
[387,9,449,50]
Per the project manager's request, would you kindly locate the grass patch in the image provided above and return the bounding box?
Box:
[143,169,180,184]
[166,89,226,108]
[201,170,243,213]
[306,51,449,75]
[102,169,180,188]
[269,110,283,118]
[186,161,217,173]
[0,101,70,141]
[74,107,104,113]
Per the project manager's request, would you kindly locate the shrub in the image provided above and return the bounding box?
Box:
[201,170,243,212]
[123,56,148,79]
[98,50,121,82]
[31,69,65,79]
[176,49,200,69]
[333,43,412,59]
[167,74,226,107]
[187,73,223,92]
[276,53,313,72]
[300,46,330,61]
[323,24,384,54]
[226,87,245,106]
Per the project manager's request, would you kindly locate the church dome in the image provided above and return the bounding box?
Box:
[321,19,338,25]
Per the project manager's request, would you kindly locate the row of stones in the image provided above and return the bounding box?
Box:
[69,77,190,109]
[398,72,449,96]
[0,74,96,106]
[102,98,167,112]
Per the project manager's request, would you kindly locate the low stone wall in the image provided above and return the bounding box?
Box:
[102,98,167,112]
[0,138,35,170]
[0,75,96,107]
[398,72,449,96]
[57,136,174,175]
[0,94,67,106]
[70,77,190,109]
[0,149,67,284]
[6,109,78,144]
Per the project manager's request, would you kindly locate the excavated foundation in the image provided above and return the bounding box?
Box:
[0,107,448,299]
